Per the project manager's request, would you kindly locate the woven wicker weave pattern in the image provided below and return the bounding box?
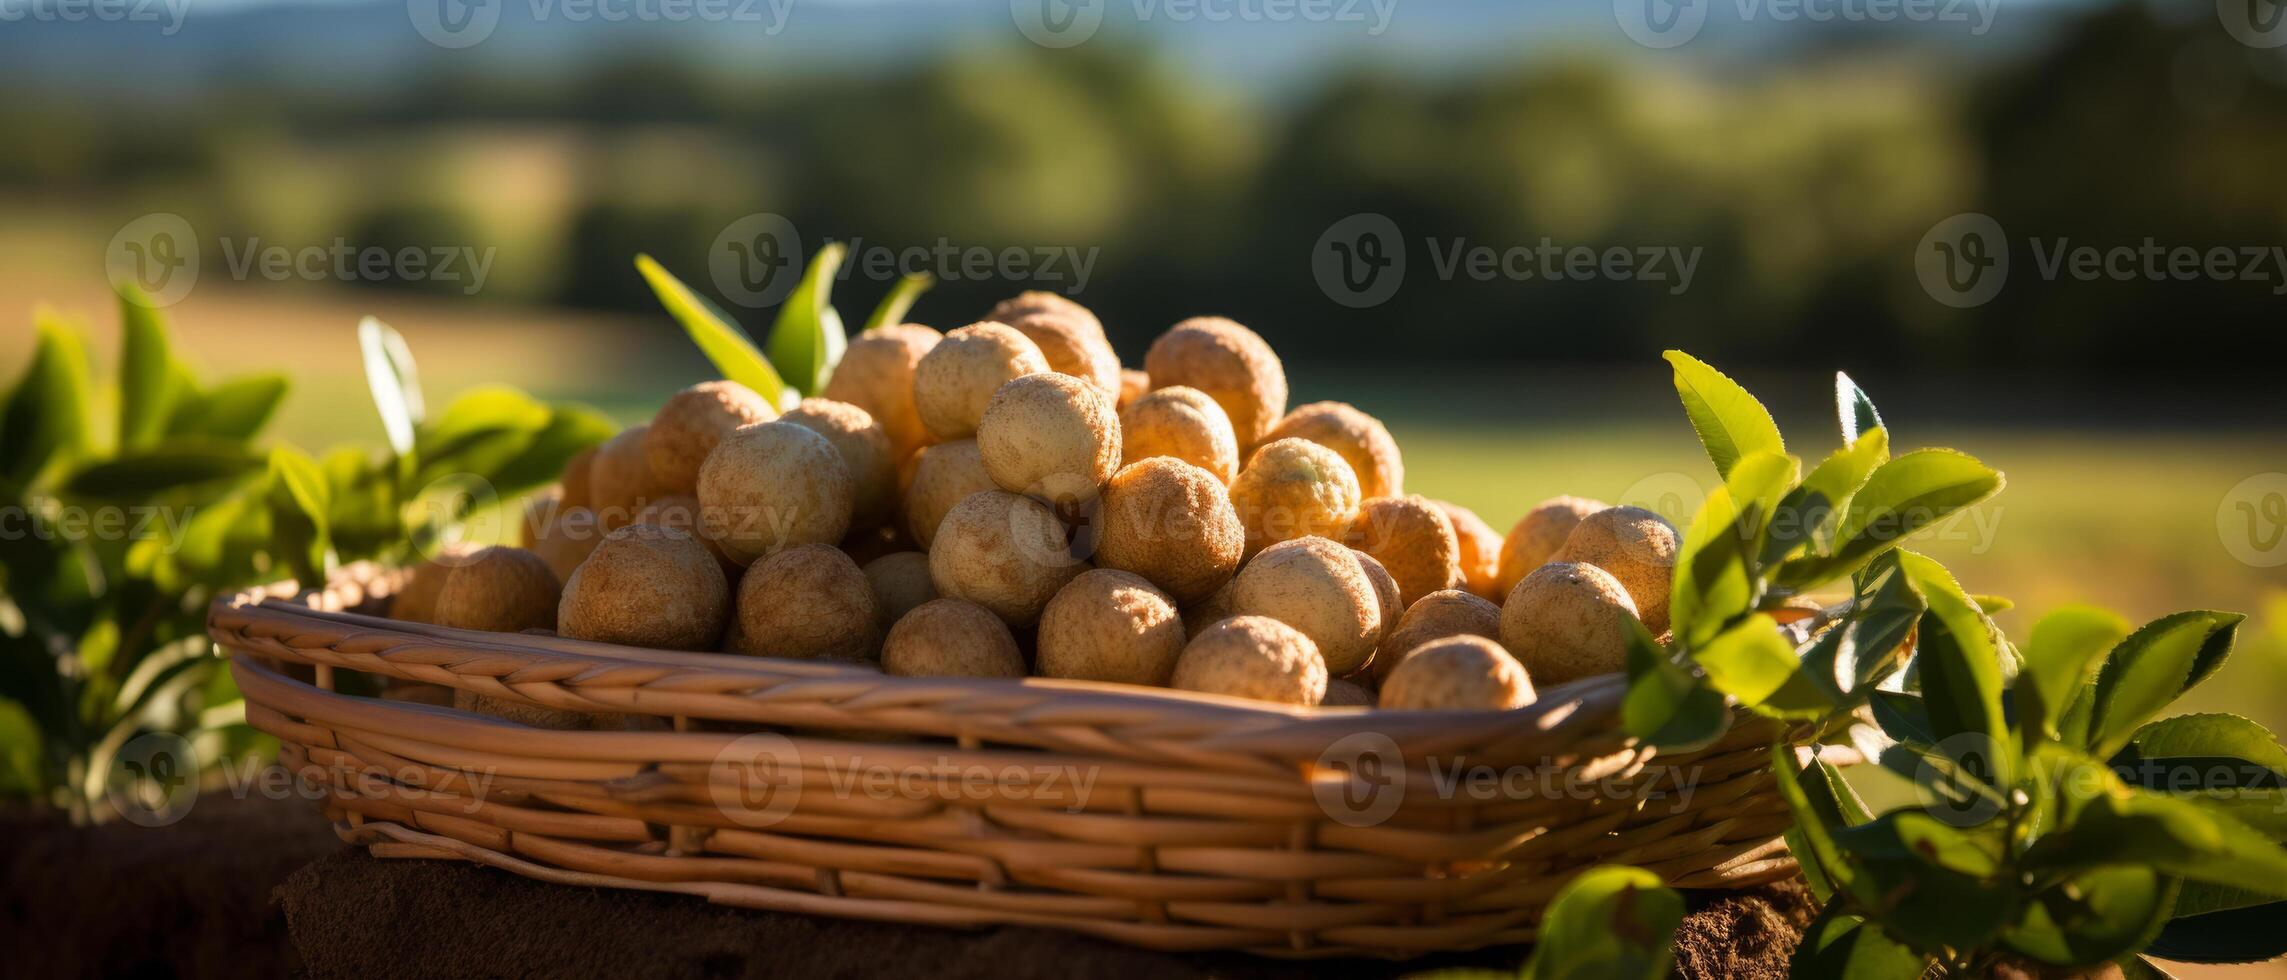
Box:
[211,565,1799,958]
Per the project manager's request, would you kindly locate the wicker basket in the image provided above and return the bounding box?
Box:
[210,565,1801,959]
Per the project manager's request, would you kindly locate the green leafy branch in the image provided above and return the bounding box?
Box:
[634,249,932,408]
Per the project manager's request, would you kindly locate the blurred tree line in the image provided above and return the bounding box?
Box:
[6,1,2284,372]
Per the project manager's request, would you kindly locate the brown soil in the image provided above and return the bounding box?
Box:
[4,790,1814,979]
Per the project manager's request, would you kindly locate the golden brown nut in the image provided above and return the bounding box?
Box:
[391,541,479,624]
[645,380,776,495]
[1349,495,1462,608]
[903,439,996,550]
[559,524,731,650]
[976,372,1122,500]
[1002,310,1121,396]
[1433,499,1505,602]
[1499,562,1639,686]
[434,546,561,634]
[1120,385,1240,485]
[696,420,854,564]
[1142,317,1287,450]
[928,489,1086,627]
[734,543,882,661]
[913,322,1050,440]
[1036,569,1185,687]
[628,494,745,571]
[1322,677,1375,707]
[1169,615,1326,706]
[1380,636,1536,711]
[1496,496,1607,598]
[881,598,1026,678]
[559,446,598,510]
[453,688,590,730]
[1117,368,1149,410]
[781,398,898,531]
[1181,579,1238,637]
[1093,457,1244,604]
[1227,438,1362,557]
[1376,589,1503,686]
[1351,550,1403,678]
[863,551,938,627]
[1227,536,1384,676]
[529,505,607,583]
[589,425,676,531]
[822,323,942,460]
[520,487,563,548]
[1263,402,1403,500]
[1555,505,1680,635]
[987,291,1107,341]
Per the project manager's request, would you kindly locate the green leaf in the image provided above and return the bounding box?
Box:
[1782,450,2003,588]
[636,254,790,408]
[1827,811,2015,951]
[1869,691,1935,744]
[175,373,289,443]
[116,282,179,450]
[1898,551,2012,786]
[1769,428,1889,563]
[1694,614,1835,720]
[1771,744,1861,906]
[2129,713,2287,778]
[1834,372,1887,451]
[412,386,555,488]
[766,242,849,397]
[265,446,333,586]
[863,272,933,331]
[2024,748,2287,900]
[485,404,617,498]
[2085,611,2244,758]
[1791,902,1924,979]
[1670,451,1793,648]
[1520,866,1682,980]
[0,697,43,796]
[2147,901,2287,964]
[61,447,261,501]
[2015,605,2131,743]
[1802,552,1924,698]
[2,311,95,487]
[1620,619,1727,752]
[1662,350,1784,479]
[358,317,424,460]
[2003,866,2177,967]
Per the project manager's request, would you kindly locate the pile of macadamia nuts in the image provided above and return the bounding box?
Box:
[392,292,1680,726]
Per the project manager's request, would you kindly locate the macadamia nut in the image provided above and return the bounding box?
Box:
[734,544,882,661]
[1092,457,1243,604]
[1227,536,1384,676]
[1143,317,1287,449]
[1169,615,1326,706]
[881,599,1026,678]
[1349,495,1463,608]
[1036,569,1185,687]
[1499,561,1639,686]
[559,524,731,651]
[434,546,561,634]
[1120,385,1240,485]
[977,372,1122,501]
[696,420,854,564]
[1555,505,1679,635]
[1264,401,1403,500]
[1380,636,1535,711]
[913,322,1050,440]
[1497,496,1606,598]
[822,323,941,460]
[645,380,775,494]
[927,489,1086,627]
[1228,438,1361,557]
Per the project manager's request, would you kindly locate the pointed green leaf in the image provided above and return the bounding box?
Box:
[1694,614,1836,720]
[116,282,179,449]
[1663,350,1784,478]
[178,373,289,443]
[1791,902,1925,979]
[358,317,423,460]
[265,446,332,586]
[2086,611,2245,757]
[1782,449,2003,589]
[1521,866,1683,980]
[635,254,788,407]
[2015,605,2131,743]
[766,242,849,397]
[1835,371,1886,450]
[2,312,95,487]
[61,447,261,501]
[863,272,933,331]
[2003,866,2177,967]
[1898,551,2012,786]
[1621,619,1726,752]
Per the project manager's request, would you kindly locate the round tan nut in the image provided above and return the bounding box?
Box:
[1351,549,1403,678]
[1500,562,1639,687]
[734,544,882,661]
[1036,569,1185,687]
[1380,636,1536,711]
[881,599,1025,678]
[1555,505,1679,635]
[629,494,745,573]
[1263,401,1403,500]
[1349,495,1462,608]
[1181,579,1238,637]
[977,372,1122,501]
[928,490,1086,627]
[863,551,938,627]
[903,440,995,550]
[1432,499,1505,602]
[530,505,606,583]
[1143,317,1287,450]
[1003,309,1120,396]
[645,380,775,495]
[696,420,854,564]
[1169,615,1326,706]
[1120,385,1239,485]
[559,445,599,510]
[823,323,941,460]
[589,425,676,531]
[1228,438,1361,557]
[782,398,898,531]
[988,291,1106,341]
[1376,589,1503,686]
[559,524,731,651]
[913,322,1050,440]
[1093,457,1243,604]
[1496,496,1607,598]
[434,546,561,634]
[1322,677,1374,707]
[1117,368,1149,411]
[520,487,562,548]
[391,541,478,624]
[454,688,589,730]
[1228,536,1383,676]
